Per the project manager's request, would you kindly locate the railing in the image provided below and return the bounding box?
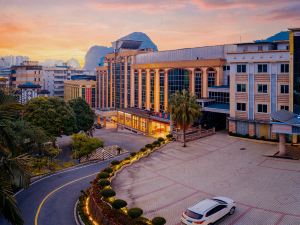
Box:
[173,126,215,142]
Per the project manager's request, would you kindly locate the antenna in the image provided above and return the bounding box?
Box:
[240,35,242,43]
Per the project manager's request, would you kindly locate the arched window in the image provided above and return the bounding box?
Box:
[150,70,155,111]
[141,70,146,109]
[207,68,216,87]
[134,70,138,108]
[195,68,202,98]
[159,70,165,112]
[168,68,190,98]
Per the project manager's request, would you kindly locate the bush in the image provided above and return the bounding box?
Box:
[111,160,120,165]
[100,188,116,198]
[112,199,127,209]
[157,137,165,143]
[152,217,167,225]
[103,167,113,173]
[152,140,160,147]
[98,172,110,179]
[125,157,131,161]
[130,152,137,157]
[166,134,173,139]
[128,208,143,219]
[98,179,110,187]
[145,144,153,149]
[140,147,147,152]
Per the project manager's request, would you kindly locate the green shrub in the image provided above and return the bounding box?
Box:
[152,217,167,225]
[152,140,160,147]
[140,147,147,152]
[145,144,153,149]
[112,199,127,209]
[166,134,173,139]
[130,152,137,157]
[157,137,165,143]
[125,157,131,161]
[98,179,110,187]
[111,160,120,165]
[100,188,116,198]
[103,167,113,173]
[98,172,110,179]
[128,208,143,219]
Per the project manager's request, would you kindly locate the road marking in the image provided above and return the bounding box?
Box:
[34,172,98,225]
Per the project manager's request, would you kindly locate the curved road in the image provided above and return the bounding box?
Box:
[0,156,126,225]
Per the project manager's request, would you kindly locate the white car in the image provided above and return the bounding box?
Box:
[181,196,236,225]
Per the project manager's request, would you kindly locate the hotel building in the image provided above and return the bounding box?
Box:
[96,29,300,141]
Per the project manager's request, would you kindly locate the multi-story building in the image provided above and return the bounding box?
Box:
[64,80,96,107]
[42,64,95,98]
[96,28,300,142]
[11,61,43,88]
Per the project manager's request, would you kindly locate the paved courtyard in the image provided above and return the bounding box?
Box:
[113,132,300,225]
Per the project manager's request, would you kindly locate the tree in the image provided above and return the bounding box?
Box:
[23,97,77,140]
[69,98,95,133]
[168,89,201,147]
[0,90,26,225]
[71,133,103,159]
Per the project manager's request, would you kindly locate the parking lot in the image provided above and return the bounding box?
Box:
[113,132,300,225]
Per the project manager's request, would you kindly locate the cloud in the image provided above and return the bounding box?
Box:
[266,4,300,21]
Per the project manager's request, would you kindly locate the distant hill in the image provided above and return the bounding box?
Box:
[83,32,158,70]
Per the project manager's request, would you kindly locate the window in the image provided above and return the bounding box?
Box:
[257,104,268,113]
[206,205,226,217]
[258,45,263,51]
[257,84,268,93]
[237,64,246,73]
[257,64,268,73]
[185,210,203,220]
[280,105,289,111]
[280,64,289,73]
[237,84,246,92]
[237,103,246,111]
[280,85,289,94]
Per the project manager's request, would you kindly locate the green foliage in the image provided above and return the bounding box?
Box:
[112,199,127,209]
[98,172,110,179]
[152,217,167,225]
[168,90,202,146]
[157,137,164,143]
[103,167,113,173]
[140,147,148,152]
[145,144,153,149]
[23,97,77,138]
[128,208,143,219]
[69,98,95,132]
[71,133,103,159]
[152,140,160,147]
[111,160,120,165]
[130,152,137,157]
[100,188,116,198]
[98,179,110,187]
[166,134,173,139]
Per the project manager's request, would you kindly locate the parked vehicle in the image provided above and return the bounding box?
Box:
[181,197,236,225]
[94,123,102,129]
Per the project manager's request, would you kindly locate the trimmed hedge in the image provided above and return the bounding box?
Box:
[157,137,165,143]
[98,179,110,187]
[145,144,154,149]
[152,217,166,225]
[130,152,137,157]
[98,172,110,179]
[100,188,116,198]
[140,147,147,152]
[103,167,113,173]
[128,208,143,219]
[111,160,120,165]
[112,199,127,209]
[152,140,161,147]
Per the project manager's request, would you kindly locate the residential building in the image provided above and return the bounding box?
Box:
[64,80,96,107]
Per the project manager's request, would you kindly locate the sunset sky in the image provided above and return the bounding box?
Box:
[0,0,299,66]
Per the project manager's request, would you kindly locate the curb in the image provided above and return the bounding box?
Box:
[74,200,85,225]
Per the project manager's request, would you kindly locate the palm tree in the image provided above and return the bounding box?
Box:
[0,90,28,225]
[168,89,201,147]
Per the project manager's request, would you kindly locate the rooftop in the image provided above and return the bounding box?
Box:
[189,199,218,214]
[18,82,41,89]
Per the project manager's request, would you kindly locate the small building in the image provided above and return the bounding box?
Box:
[18,82,41,104]
[64,80,96,107]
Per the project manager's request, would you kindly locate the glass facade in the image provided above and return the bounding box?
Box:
[195,68,202,98]
[134,70,138,108]
[141,70,146,109]
[209,92,229,103]
[127,57,131,107]
[159,70,164,112]
[107,62,111,108]
[82,87,85,99]
[92,88,96,108]
[207,68,216,87]
[150,70,155,111]
[168,68,189,98]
